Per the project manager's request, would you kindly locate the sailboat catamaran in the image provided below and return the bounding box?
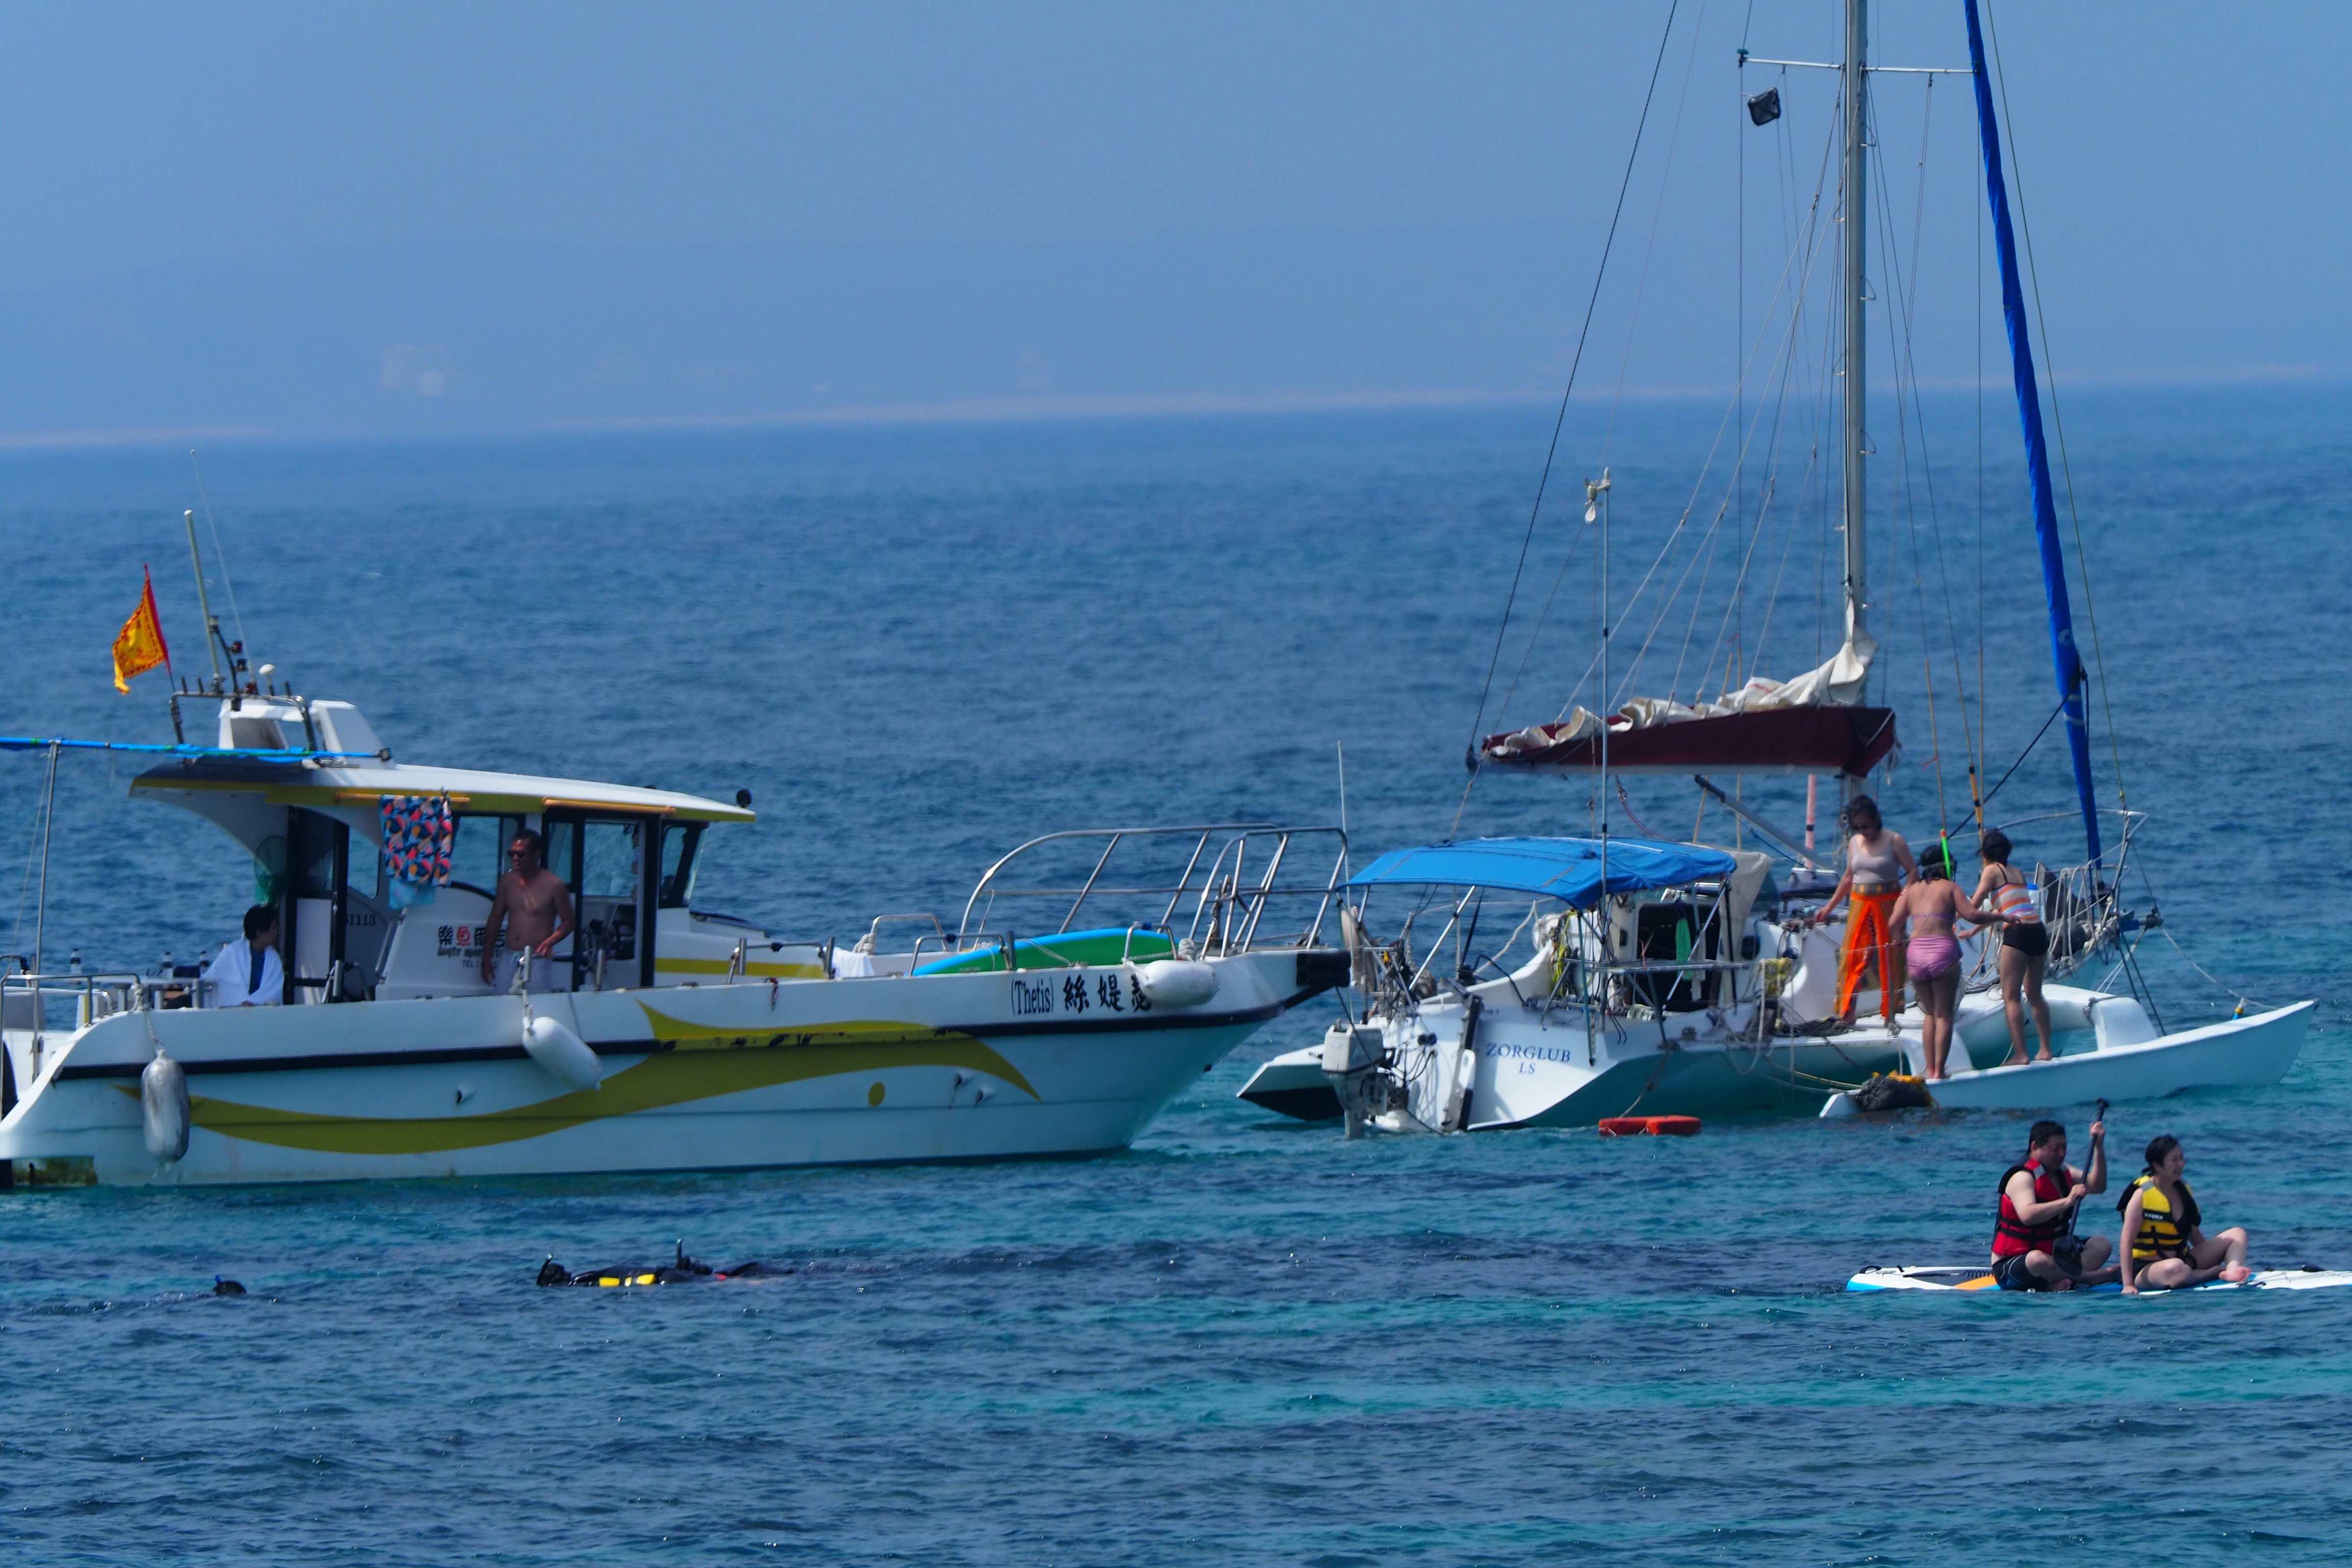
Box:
[1241,0,2308,1132]
[0,546,1352,1187]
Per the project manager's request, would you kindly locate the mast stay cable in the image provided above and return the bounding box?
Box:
[1459,0,1686,792]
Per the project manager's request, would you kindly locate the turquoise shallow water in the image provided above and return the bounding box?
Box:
[0,391,2345,1562]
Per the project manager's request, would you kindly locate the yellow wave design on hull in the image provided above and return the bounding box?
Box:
[162,1004,1039,1157]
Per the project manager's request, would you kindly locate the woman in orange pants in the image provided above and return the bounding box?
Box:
[1808,794,1918,1027]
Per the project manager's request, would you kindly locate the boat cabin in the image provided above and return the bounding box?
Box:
[130,697,805,1002]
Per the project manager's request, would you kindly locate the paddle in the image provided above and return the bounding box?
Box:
[2057,1098,2109,1279]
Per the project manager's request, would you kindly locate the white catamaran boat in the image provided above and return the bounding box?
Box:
[1242,0,2308,1131]
[1241,837,1904,1132]
[0,682,1351,1187]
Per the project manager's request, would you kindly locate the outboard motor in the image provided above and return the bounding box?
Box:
[1320,1021,1387,1140]
[141,1047,191,1162]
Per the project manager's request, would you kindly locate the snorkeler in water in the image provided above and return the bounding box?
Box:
[536,1241,792,1287]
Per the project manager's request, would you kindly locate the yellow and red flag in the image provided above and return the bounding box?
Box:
[111,567,170,693]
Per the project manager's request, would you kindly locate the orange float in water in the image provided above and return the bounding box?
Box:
[1597,1115,1702,1138]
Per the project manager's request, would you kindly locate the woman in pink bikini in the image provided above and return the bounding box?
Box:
[1892,841,2010,1079]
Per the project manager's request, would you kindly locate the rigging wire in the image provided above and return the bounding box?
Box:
[188,451,252,657]
[1973,109,1988,831]
[1903,78,1980,791]
[1976,692,2069,813]
[1608,70,1844,709]
[1608,157,1836,713]
[1982,0,2130,823]
[1459,0,1685,780]
[1758,109,1839,688]
[1869,80,1971,838]
[1490,524,1592,730]
[1601,0,1713,463]
[1615,41,1824,720]
[1600,86,1840,712]
[1693,116,1840,701]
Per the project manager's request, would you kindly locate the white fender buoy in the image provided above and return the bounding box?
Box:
[1818,1091,1858,1121]
[141,1049,191,1162]
[524,1016,604,1092]
[1134,959,1218,1009]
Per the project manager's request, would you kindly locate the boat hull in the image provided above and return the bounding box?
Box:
[1480,1035,1906,1127]
[1264,995,1910,1134]
[1908,999,2310,1111]
[0,952,1323,1187]
[1236,1049,1342,1121]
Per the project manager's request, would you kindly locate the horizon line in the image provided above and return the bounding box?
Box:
[0,363,2332,451]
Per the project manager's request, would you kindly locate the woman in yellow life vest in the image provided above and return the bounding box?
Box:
[2117,1134,2251,1294]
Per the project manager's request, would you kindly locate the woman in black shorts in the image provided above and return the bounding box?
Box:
[1971,830,2050,1064]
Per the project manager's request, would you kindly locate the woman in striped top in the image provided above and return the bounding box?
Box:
[1970,830,2050,1066]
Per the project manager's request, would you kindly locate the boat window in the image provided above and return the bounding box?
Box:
[227,715,285,749]
[448,814,529,896]
[289,809,339,900]
[581,820,642,900]
[657,823,702,909]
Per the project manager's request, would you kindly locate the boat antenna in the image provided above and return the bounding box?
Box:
[33,738,57,982]
[188,451,251,657]
[183,510,228,695]
[1335,741,1350,876]
[1590,469,1612,937]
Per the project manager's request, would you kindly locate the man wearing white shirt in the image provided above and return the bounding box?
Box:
[204,906,285,1007]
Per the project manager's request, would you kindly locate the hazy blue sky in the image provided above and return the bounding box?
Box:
[0,2,2342,440]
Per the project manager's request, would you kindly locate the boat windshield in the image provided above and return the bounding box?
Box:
[449,813,530,896]
[657,822,702,909]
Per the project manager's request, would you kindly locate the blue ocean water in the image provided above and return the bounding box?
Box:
[0,389,2346,1562]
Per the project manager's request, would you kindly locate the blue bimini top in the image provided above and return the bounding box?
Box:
[1344,836,1737,909]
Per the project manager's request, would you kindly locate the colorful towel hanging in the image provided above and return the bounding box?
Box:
[381,795,455,908]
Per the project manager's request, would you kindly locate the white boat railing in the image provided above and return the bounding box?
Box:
[2,969,216,1030]
[957,824,1351,956]
[1986,807,2147,983]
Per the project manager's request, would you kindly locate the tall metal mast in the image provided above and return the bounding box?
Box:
[1839,0,1869,683]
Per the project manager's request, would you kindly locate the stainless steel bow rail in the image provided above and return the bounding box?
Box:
[957,825,1352,956]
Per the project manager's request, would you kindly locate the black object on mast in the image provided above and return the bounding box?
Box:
[1962,0,2103,868]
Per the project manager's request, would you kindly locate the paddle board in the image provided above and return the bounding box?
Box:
[1847,1265,2352,1294]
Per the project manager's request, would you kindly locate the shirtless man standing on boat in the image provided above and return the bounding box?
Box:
[481,829,575,993]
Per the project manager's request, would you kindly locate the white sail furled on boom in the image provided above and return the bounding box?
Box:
[1482,634,1887,775]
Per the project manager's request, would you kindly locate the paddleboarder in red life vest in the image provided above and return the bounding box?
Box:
[1991,1117,2116,1291]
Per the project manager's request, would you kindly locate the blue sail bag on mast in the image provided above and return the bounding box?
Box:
[1963,0,2103,868]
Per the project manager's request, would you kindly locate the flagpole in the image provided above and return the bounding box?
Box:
[148,567,172,685]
